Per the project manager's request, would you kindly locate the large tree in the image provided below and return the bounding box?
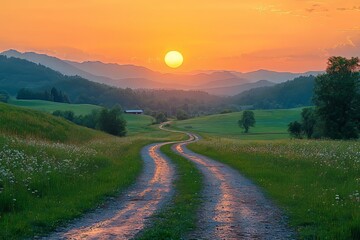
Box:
[238,110,256,133]
[313,56,360,139]
[98,107,127,136]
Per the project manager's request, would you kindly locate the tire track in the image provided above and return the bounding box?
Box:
[45,140,177,240]
[172,133,295,240]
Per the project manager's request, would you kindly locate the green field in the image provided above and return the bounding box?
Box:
[0,103,181,239]
[8,99,154,136]
[172,108,303,140]
[172,108,360,239]
[9,99,102,116]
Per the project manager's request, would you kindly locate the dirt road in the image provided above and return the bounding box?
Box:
[172,133,294,239]
[46,125,293,239]
[45,142,176,240]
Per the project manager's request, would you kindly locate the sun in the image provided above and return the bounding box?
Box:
[164,51,183,68]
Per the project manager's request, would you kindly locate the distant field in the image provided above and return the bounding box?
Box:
[8,99,154,136]
[9,99,102,116]
[172,108,303,140]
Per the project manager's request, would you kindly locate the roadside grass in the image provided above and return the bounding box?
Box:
[172,108,303,140]
[136,144,203,240]
[0,103,181,239]
[188,138,360,239]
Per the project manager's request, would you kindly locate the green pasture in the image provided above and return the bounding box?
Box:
[172,108,303,140]
[9,99,102,116]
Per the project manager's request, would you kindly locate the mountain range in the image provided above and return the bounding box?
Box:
[0,49,323,96]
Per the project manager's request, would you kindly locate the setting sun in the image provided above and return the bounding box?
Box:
[164,51,183,68]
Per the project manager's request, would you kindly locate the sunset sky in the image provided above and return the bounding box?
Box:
[1,0,360,72]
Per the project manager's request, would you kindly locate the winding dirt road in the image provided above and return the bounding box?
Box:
[46,141,177,240]
[46,125,294,239]
[172,133,294,240]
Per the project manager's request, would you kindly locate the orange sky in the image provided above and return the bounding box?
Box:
[1,0,360,72]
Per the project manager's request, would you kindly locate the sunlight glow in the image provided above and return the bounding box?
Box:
[164,51,183,68]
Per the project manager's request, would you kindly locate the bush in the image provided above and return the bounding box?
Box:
[53,107,127,137]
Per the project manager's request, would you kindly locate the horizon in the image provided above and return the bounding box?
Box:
[1,1,359,73]
[1,48,325,74]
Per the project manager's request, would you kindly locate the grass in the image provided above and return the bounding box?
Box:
[172,108,303,140]
[9,99,102,116]
[136,144,203,240]
[7,98,155,136]
[171,108,359,239]
[184,137,359,239]
[0,103,181,239]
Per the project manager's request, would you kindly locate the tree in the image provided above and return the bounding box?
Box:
[98,107,127,136]
[301,108,316,139]
[238,110,256,133]
[155,112,167,124]
[288,121,302,139]
[313,56,360,139]
[176,109,189,120]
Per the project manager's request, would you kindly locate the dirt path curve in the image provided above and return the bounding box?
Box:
[45,126,192,240]
[172,133,295,240]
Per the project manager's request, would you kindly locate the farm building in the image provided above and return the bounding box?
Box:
[124,109,144,115]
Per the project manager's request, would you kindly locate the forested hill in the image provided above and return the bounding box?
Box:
[230,75,316,109]
[0,56,222,115]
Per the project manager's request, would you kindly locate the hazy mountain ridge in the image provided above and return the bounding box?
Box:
[0,49,323,96]
[0,55,222,114]
[230,75,316,109]
[201,80,276,96]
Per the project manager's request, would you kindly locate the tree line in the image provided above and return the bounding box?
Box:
[17,87,70,103]
[288,57,360,140]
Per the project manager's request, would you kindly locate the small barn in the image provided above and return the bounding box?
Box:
[124,110,144,115]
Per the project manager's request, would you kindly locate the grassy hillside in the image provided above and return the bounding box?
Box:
[9,99,102,116]
[7,99,154,136]
[172,108,303,140]
[0,103,180,239]
[230,75,315,109]
[0,102,101,143]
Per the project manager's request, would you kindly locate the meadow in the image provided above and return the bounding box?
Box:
[7,98,154,136]
[172,108,360,239]
[0,103,181,239]
[9,99,102,116]
[172,108,303,140]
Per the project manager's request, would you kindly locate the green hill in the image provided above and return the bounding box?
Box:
[172,108,303,140]
[0,103,174,239]
[0,102,102,142]
[9,99,102,116]
[230,76,315,109]
[7,99,154,135]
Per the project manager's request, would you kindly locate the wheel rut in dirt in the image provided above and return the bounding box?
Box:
[45,142,175,240]
[172,133,295,240]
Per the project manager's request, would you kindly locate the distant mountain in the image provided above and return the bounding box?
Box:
[200,80,275,96]
[230,69,322,83]
[0,49,323,96]
[0,55,222,114]
[0,49,112,84]
[230,75,316,109]
[67,60,156,80]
